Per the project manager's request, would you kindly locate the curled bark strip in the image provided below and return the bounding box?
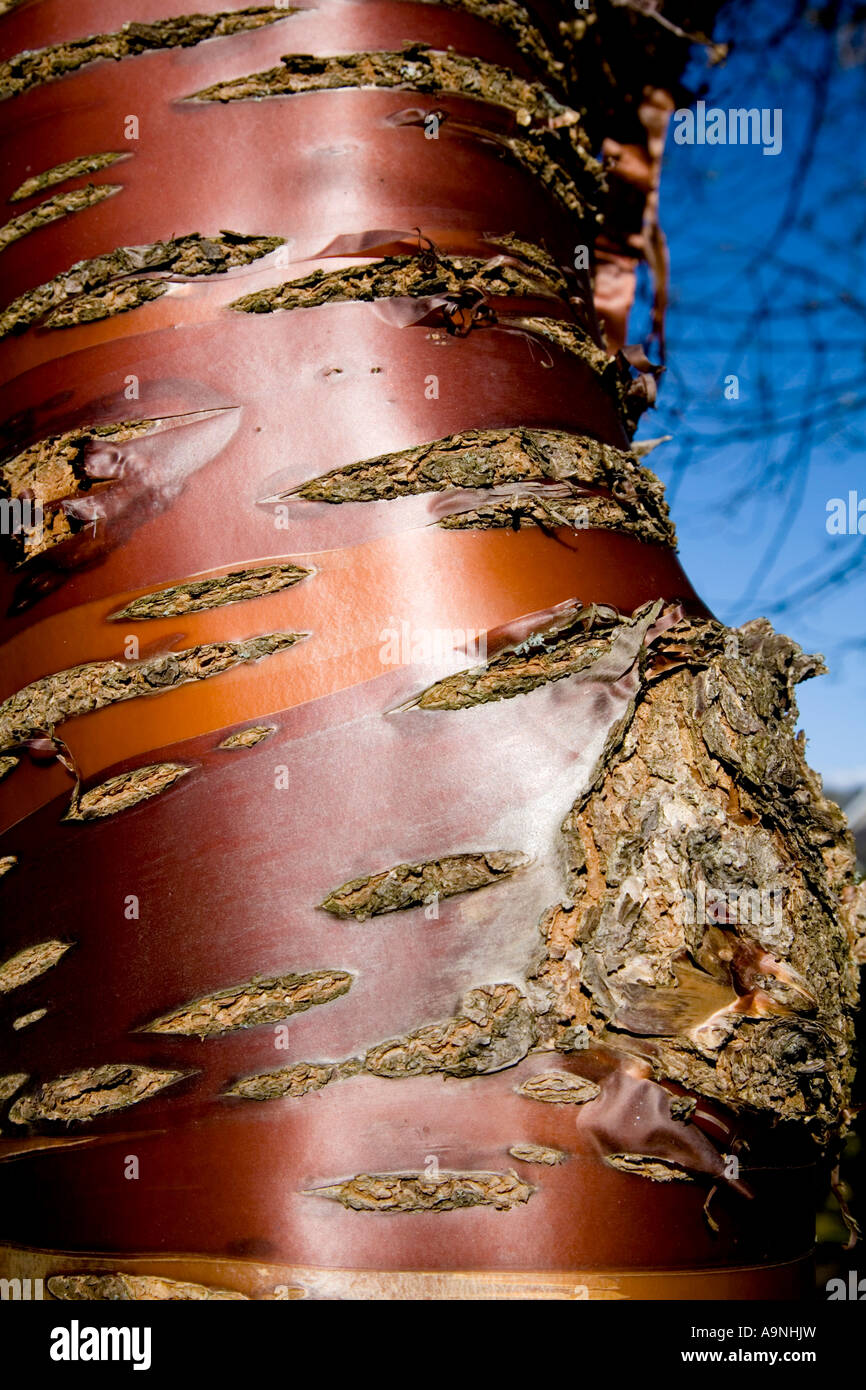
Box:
[217,725,275,750]
[189,44,580,134]
[1,419,156,508]
[517,1072,601,1105]
[320,851,529,921]
[109,563,312,621]
[64,763,192,822]
[231,247,569,317]
[0,185,121,252]
[47,1273,248,1301]
[9,1064,191,1125]
[307,1170,535,1212]
[224,1060,353,1100]
[508,1143,567,1165]
[142,970,354,1038]
[9,152,130,203]
[403,598,663,711]
[0,8,298,100]
[0,632,304,753]
[12,1009,48,1031]
[604,1153,694,1182]
[0,232,284,338]
[0,1073,28,1101]
[365,983,537,1077]
[0,940,73,994]
[0,854,16,877]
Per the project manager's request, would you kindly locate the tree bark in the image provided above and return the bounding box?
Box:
[0,0,862,1301]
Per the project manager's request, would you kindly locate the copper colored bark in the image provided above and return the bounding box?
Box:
[0,0,859,1303]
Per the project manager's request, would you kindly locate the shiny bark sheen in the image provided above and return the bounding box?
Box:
[0,0,861,1303]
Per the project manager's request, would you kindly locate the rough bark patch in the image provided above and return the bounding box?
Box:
[224,1059,358,1100]
[108,563,312,621]
[0,8,298,99]
[0,755,19,781]
[0,185,121,252]
[10,152,129,202]
[47,1272,249,1301]
[437,489,671,544]
[64,763,191,822]
[508,1143,568,1165]
[517,1071,601,1104]
[142,970,354,1038]
[365,983,537,1077]
[550,614,860,1131]
[0,940,72,994]
[0,632,304,752]
[0,232,283,338]
[320,851,528,920]
[286,426,672,538]
[12,1009,48,1031]
[604,1153,694,1182]
[0,1073,28,1101]
[217,725,275,750]
[9,1064,190,1124]
[307,1170,535,1212]
[231,247,569,317]
[189,44,579,134]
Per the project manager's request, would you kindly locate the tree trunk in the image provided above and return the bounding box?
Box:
[0,0,862,1301]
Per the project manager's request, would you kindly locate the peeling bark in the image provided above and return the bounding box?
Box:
[12,1008,48,1031]
[0,185,122,252]
[0,941,72,994]
[142,970,354,1038]
[0,1073,28,1102]
[536,614,859,1132]
[0,232,283,338]
[224,1060,354,1100]
[0,854,16,877]
[604,1154,695,1182]
[109,563,311,620]
[516,1072,601,1104]
[0,8,298,100]
[47,1272,248,1301]
[230,246,570,316]
[64,763,191,822]
[320,851,528,920]
[0,755,19,782]
[365,983,537,1077]
[287,426,673,542]
[0,633,304,753]
[9,1065,190,1125]
[190,44,582,136]
[217,725,275,750]
[508,1143,568,1165]
[307,1170,535,1212]
[9,152,129,203]
[404,599,663,711]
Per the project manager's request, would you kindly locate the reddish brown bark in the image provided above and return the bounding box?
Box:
[0,1,860,1301]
